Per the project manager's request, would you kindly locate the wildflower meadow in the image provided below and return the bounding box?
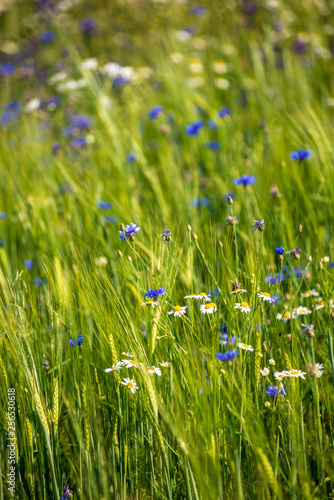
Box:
[1,0,334,499]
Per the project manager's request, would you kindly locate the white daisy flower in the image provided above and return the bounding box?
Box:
[286,369,307,379]
[277,311,293,322]
[316,301,326,310]
[274,371,287,381]
[237,342,254,351]
[105,362,122,372]
[121,352,134,357]
[296,306,312,316]
[141,300,159,308]
[148,366,162,376]
[184,292,211,301]
[80,58,98,71]
[269,359,276,366]
[235,302,251,313]
[301,289,319,298]
[159,361,170,367]
[122,359,139,369]
[200,302,217,314]
[258,292,275,303]
[121,378,138,394]
[312,363,324,378]
[168,305,187,317]
[231,288,247,294]
[321,256,330,263]
[260,367,270,376]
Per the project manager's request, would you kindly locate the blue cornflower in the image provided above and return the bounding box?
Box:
[149,105,163,119]
[39,31,56,42]
[69,114,91,130]
[0,213,7,219]
[46,96,60,109]
[252,218,265,231]
[185,120,204,136]
[119,222,141,241]
[206,141,221,150]
[224,192,234,201]
[160,230,172,241]
[288,248,301,259]
[34,278,42,286]
[77,334,84,346]
[294,266,306,279]
[218,108,231,118]
[233,175,256,186]
[104,216,117,224]
[275,247,284,255]
[191,6,207,15]
[144,287,165,299]
[216,350,239,362]
[220,334,238,346]
[191,198,209,208]
[266,385,287,397]
[97,201,112,210]
[264,272,285,284]
[219,323,228,334]
[113,76,131,86]
[290,149,311,161]
[207,119,217,129]
[61,484,73,500]
[52,143,61,155]
[1,101,20,126]
[69,338,76,346]
[71,137,86,149]
[80,18,99,36]
[207,287,221,297]
[271,294,281,305]
[24,260,33,271]
[126,153,136,163]
[0,63,15,76]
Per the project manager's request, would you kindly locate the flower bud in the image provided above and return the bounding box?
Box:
[192,233,198,240]
[117,250,123,258]
[218,241,223,248]
[264,401,271,408]
[120,223,125,231]
[318,261,324,270]
[227,196,233,205]
[127,256,132,262]
[187,224,192,231]
[308,255,312,262]
[297,224,303,233]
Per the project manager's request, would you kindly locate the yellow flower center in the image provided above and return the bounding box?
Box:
[146,301,154,305]
[241,344,250,348]
[199,292,207,296]
[129,360,136,365]
[235,289,241,292]
[320,301,325,305]
[290,370,299,375]
[304,291,311,296]
[173,305,182,312]
[240,302,249,308]
[205,302,216,309]
[277,374,284,378]
[283,312,291,319]
[262,292,270,298]
[127,382,134,388]
[188,294,196,297]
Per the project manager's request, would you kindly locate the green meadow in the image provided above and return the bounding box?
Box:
[0,1,334,498]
